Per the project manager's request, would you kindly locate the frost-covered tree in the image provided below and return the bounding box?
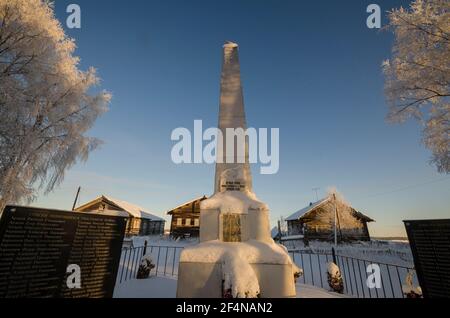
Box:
[383,0,449,173]
[0,0,111,211]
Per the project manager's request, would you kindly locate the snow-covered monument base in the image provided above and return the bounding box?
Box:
[177,241,297,298]
[176,42,297,298]
[177,191,298,298]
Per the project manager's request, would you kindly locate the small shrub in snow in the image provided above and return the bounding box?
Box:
[327,262,344,294]
[136,254,155,279]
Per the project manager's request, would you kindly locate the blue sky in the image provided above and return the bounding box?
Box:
[35,0,449,237]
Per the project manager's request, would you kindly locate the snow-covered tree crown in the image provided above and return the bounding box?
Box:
[0,0,111,210]
[383,0,449,173]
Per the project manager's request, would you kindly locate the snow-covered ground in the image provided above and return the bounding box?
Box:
[281,239,413,267]
[126,235,199,248]
[287,244,416,298]
[126,236,413,267]
[117,239,185,284]
[114,276,178,298]
[113,276,347,298]
[117,236,417,298]
[296,284,348,298]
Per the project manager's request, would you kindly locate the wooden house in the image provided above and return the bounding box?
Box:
[167,196,207,238]
[286,195,374,243]
[75,195,165,237]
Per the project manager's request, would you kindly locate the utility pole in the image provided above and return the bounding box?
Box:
[333,193,338,246]
[332,193,343,246]
[72,186,81,211]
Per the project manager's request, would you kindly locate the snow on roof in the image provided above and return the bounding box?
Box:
[285,196,374,222]
[352,210,374,222]
[285,197,330,221]
[271,226,280,238]
[166,196,207,214]
[103,196,164,221]
[85,209,130,218]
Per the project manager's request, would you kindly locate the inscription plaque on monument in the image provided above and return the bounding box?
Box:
[222,214,242,243]
[0,205,127,298]
[404,219,450,298]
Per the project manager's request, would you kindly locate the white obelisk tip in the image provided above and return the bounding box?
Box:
[223,41,238,48]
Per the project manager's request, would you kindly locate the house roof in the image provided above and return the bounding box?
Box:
[352,210,374,222]
[285,196,374,222]
[271,226,280,239]
[76,195,164,221]
[166,195,208,215]
[286,197,330,221]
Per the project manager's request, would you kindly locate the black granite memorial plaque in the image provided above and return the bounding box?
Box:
[404,219,450,298]
[0,205,127,298]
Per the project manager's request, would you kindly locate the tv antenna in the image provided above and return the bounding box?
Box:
[312,187,320,201]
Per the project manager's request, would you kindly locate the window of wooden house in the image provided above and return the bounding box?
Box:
[222,214,241,242]
[176,218,182,226]
[141,220,148,234]
[194,218,199,227]
[185,218,191,226]
[148,221,155,234]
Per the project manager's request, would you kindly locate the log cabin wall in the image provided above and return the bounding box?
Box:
[75,199,139,234]
[76,198,164,237]
[287,220,303,235]
[126,217,141,236]
[168,197,206,238]
[124,218,165,237]
[287,200,371,242]
[139,219,165,236]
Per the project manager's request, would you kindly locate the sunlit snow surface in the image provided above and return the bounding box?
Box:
[113,276,346,298]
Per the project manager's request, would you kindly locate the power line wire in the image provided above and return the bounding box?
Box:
[359,176,450,199]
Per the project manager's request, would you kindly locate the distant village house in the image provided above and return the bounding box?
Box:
[286,195,374,243]
[167,196,207,238]
[75,195,165,237]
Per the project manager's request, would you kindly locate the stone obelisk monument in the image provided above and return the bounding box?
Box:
[176,42,297,298]
[214,41,252,194]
